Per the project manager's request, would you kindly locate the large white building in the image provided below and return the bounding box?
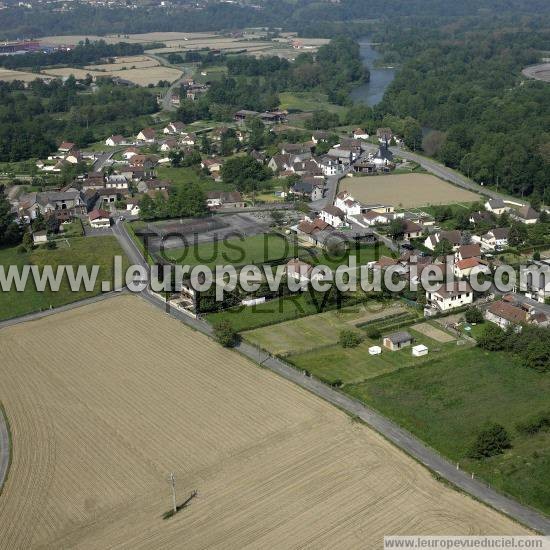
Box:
[426,282,473,312]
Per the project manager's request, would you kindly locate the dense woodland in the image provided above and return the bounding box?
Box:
[0,40,144,71]
[1,0,550,39]
[377,30,550,202]
[0,79,157,161]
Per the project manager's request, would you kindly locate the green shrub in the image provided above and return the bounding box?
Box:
[465,307,484,324]
[366,327,381,339]
[477,324,507,351]
[213,320,238,348]
[339,329,361,348]
[468,424,511,459]
[516,412,550,436]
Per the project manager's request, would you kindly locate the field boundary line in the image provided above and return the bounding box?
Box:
[0,289,127,331]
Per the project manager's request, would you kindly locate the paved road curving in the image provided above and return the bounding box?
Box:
[0,406,9,493]
[112,219,550,534]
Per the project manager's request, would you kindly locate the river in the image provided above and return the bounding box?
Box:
[350,38,396,106]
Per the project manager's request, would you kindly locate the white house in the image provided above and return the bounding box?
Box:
[160,139,178,152]
[356,210,392,227]
[105,175,128,190]
[318,156,341,176]
[353,128,369,140]
[181,133,197,146]
[426,282,473,312]
[285,258,322,283]
[453,258,490,279]
[319,206,346,228]
[126,201,140,216]
[424,230,462,252]
[122,147,139,160]
[481,227,510,250]
[511,205,539,225]
[105,135,125,147]
[376,128,393,144]
[136,128,156,143]
[65,150,82,164]
[88,209,112,228]
[163,121,185,135]
[334,191,361,217]
[485,199,508,215]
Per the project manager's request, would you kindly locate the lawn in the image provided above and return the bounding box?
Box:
[310,243,393,271]
[156,165,236,193]
[0,236,128,321]
[286,326,460,385]
[206,290,367,332]
[279,91,345,113]
[243,300,408,356]
[344,347,550,515]
[163,233,302,269]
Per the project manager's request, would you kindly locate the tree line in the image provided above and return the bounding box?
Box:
[0,40,144,71]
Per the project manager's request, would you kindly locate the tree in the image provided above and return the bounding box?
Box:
[468,424,511,459]
[270,210,284,227]
[0,184,22,246]
[213,320,238,348]
[508,222,528,246]
[523,338,550,373]
[22,230,34,252]
[339,330,362,348]
[465,307,484,324]
[388,219,406,240]
[403,117,422,150]
[220,155,272,190]
[477,323,507,351]
[433,238,454,258]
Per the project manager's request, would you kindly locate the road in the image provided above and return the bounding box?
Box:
[0,406,9,493]
[149,53,187,112]
[111,219,550,535]
[92,151,115,172]
[310,170,349,211]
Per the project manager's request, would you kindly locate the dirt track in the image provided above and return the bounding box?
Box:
[0,296,528,548]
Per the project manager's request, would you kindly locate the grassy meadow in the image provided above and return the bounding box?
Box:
[0,236,128,321]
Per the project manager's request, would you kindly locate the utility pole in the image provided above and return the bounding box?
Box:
[169,472,177,513]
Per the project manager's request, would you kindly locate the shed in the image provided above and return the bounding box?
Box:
[383,331,413,352]
[412,344,428,357]
[33,230,48,245]
[368,346,382,356]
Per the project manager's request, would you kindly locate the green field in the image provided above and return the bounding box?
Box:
[279,91,345,113]
[156,166,235,193]
[344,347,550,515]
[286,325,460,385]
[0,236,128,321]
[206,291,367,332]
[164,233,304,268]
[243,301,408,356]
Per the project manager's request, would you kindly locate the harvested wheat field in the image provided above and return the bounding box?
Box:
[41,64,182,86]
[344,174,481,208]
[0,295,527,549]
[0,69,50,82]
